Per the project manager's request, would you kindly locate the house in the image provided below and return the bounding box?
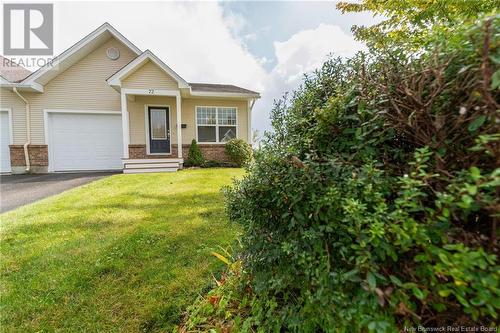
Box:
[0,23,259,174]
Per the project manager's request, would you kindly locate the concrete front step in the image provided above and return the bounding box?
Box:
[122,158,183,173]
[124,162,180,169]
[123,158,183,164]
[123,167,178,174]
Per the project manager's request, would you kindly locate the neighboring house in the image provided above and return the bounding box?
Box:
[0,23,259,174]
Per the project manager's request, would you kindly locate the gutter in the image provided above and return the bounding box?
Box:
[13,87,31,172]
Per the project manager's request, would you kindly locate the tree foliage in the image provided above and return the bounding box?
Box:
[181,13,499,333]
[337,0,499,49]
[211,17,498,332]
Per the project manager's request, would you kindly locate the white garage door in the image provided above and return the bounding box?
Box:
[48,112,123,171]
[0,111,12,172]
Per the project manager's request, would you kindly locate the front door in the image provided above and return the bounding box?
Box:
[148,106,170,154]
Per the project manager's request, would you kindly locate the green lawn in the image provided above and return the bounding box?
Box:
[0,168,243,332]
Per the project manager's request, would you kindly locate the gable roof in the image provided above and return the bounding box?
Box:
[107,50,189,89]
[107,52,260,98]
[21,22,141,87]
[1,22,259,98]
[0,56,32,82]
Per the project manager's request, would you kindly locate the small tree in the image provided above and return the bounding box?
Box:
[225,139,253,167]
[186,139,204,167]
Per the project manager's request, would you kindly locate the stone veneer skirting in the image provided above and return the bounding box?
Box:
[128,144,230,162]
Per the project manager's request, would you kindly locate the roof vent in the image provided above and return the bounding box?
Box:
[106,47,120,60]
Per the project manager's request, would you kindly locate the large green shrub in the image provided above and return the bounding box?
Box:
[185,139,204,167]
[220,17,499,332]
[225,139,253,167]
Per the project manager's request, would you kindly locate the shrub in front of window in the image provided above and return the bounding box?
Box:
[224,139,252,167]
[185,139,204,167]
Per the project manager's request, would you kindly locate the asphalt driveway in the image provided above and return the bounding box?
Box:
[0,172,117,213]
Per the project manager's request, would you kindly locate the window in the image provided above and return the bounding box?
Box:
[150,109,167,139]
[196,106,237,143]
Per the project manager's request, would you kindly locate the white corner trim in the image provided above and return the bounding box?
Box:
[176,95,182,158]
[0,108,14,144]
[22,22,141,85]
[144,104,172,155]
[121,91,130,159]
[247,99,252,144]
[107,50,189,89]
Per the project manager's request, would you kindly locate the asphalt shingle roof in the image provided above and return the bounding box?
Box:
[189,82,259,95]
[0,56,32,83]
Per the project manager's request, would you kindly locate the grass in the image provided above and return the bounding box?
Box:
[0,168,244,332]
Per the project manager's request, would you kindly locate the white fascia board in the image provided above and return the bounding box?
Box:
[106,55,149,87]
[0,80,44,92]
[107,50,189,89]
[21,23,141,86]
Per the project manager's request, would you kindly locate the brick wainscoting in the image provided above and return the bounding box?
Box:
[194,144,230,162]
[9,145,49,173]
[129,145,161,159]
[128,144,229,162]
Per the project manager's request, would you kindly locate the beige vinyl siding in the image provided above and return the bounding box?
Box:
[122,61,179,90]
[128,97,248,147]
[0,88,27,144]
[181,98,248,144]
[4,34,251,147]
[23,37,137,144]
[128,95,177,145]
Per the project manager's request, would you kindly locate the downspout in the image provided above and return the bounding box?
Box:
[247,98,256,145]
[13,87,31,172]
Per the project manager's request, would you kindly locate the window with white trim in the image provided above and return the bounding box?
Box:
[196,106,237,143]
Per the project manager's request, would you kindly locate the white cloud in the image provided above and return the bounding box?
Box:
[256,56,271,66]
[24,2,365,137]
[243,33,258,42]
[273,24,365,84]
[223,9,248,36]
[252,24,366,134]
[53,2,266,93]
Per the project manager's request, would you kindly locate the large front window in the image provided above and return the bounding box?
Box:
[196,106,237,143]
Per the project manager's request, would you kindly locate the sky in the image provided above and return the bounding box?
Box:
[12,1,378,136]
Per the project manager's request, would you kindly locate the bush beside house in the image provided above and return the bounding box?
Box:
[185,139,204,167]
[181,14,499,332]
[225,139,253,167]
[184,139,247,168]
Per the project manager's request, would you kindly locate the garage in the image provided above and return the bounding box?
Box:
[47,112,123,171]
[0,110,12,173]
